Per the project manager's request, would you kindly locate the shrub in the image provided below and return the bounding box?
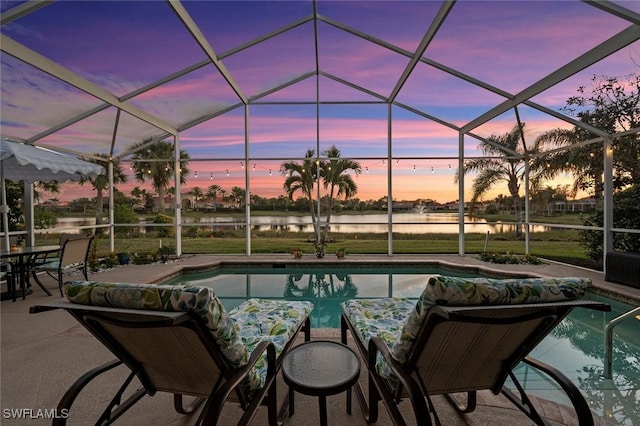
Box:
[479,252,543,265]
[580,185,640,267]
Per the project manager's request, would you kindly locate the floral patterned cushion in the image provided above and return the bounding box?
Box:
[342,276,591,381]
[65,281,313,391]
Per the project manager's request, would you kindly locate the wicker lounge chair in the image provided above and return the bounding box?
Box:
[30,281,313,425]
[340,275,610,426]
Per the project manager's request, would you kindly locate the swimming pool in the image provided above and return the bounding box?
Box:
[164,264,516,328]
[164,265,639,425]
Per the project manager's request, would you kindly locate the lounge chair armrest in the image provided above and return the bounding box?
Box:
[367,336,403,374]
[226,340,277,390]
[367,337,429,414]
[522,356,593,425]
[200,340,277,425]
[246,340,277,379]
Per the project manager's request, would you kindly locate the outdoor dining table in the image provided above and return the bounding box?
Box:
[1,245,60,300]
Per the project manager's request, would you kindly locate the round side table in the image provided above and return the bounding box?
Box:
[282,340,361,426]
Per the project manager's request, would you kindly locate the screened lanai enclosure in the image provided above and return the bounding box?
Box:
[1,1,639,270]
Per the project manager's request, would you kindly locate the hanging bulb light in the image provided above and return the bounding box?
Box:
[253,164,256,171]
[210,172,213,180]
[240,161,244,169]
[226,169,230,176]
[413,165,416,171]
[268,169,272,176]
[366,166,369,173]
[448,164,452,169]
[431,166,434,173]
[194,171,198,178]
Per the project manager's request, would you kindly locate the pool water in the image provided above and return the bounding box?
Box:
[165,265,639,425]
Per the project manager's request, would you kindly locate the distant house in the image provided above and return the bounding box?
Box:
[548,198,597,213]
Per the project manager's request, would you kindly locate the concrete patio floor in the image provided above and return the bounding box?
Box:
[2,254,637,425]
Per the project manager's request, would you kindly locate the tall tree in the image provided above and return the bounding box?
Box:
[319,145,361,243]
[189,186,204,211]
[281,149,320,236]
[457,124,545,235]
[131,141,190,213]
[206,184,221,209]
[79,154,127,233]
[230,186,246,209]
[534,73,640,197]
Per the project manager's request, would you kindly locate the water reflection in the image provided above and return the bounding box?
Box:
[284,272,358,329]
[524,294,639,425]
[50,213,552,234]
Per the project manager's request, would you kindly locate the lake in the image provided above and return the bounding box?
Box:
[51,213,551,234]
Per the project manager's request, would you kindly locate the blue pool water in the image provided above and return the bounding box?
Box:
[164,265,639,425]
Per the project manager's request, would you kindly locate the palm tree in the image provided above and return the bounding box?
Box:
[131,140,190,213]
[230,186,246,209]
[79,154,127,233]
[206,184,221,210]
[130,186,145,201]
[457,125,544,235]
[190,186,204,211]
[280,149,320,236]
[319,145,361,243]
[533,127,605,199]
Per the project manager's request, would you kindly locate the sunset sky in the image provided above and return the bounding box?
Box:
[1,1,638,203]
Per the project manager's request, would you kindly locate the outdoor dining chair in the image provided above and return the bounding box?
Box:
[341,275,611,426]
[30,281,313,425]
[30,236,93,297]
[1,261,17,301]
[29,233,85,268]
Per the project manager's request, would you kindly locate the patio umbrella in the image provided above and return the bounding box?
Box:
[1,138,105,250]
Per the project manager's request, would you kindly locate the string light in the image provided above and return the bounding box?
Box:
[226,169,229,176]
[252,164,256,171]
[194,171,198,177]
[413,165,416,171]
[431,166,434,173]
[210,172,213,180]
[240,161,244,169]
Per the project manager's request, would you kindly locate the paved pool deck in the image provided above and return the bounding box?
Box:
[2,254,637,425]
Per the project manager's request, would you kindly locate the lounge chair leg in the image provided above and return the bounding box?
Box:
[304,317,311,341]
[350,378,380,424]
[444,391,477,413]
[30,270,52,296]
[58,270,64,297]
[173,394,205,414]
[266,380,278,426]
[95,369,144,425]
[277,389,292,424]
[53,359,123,426]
